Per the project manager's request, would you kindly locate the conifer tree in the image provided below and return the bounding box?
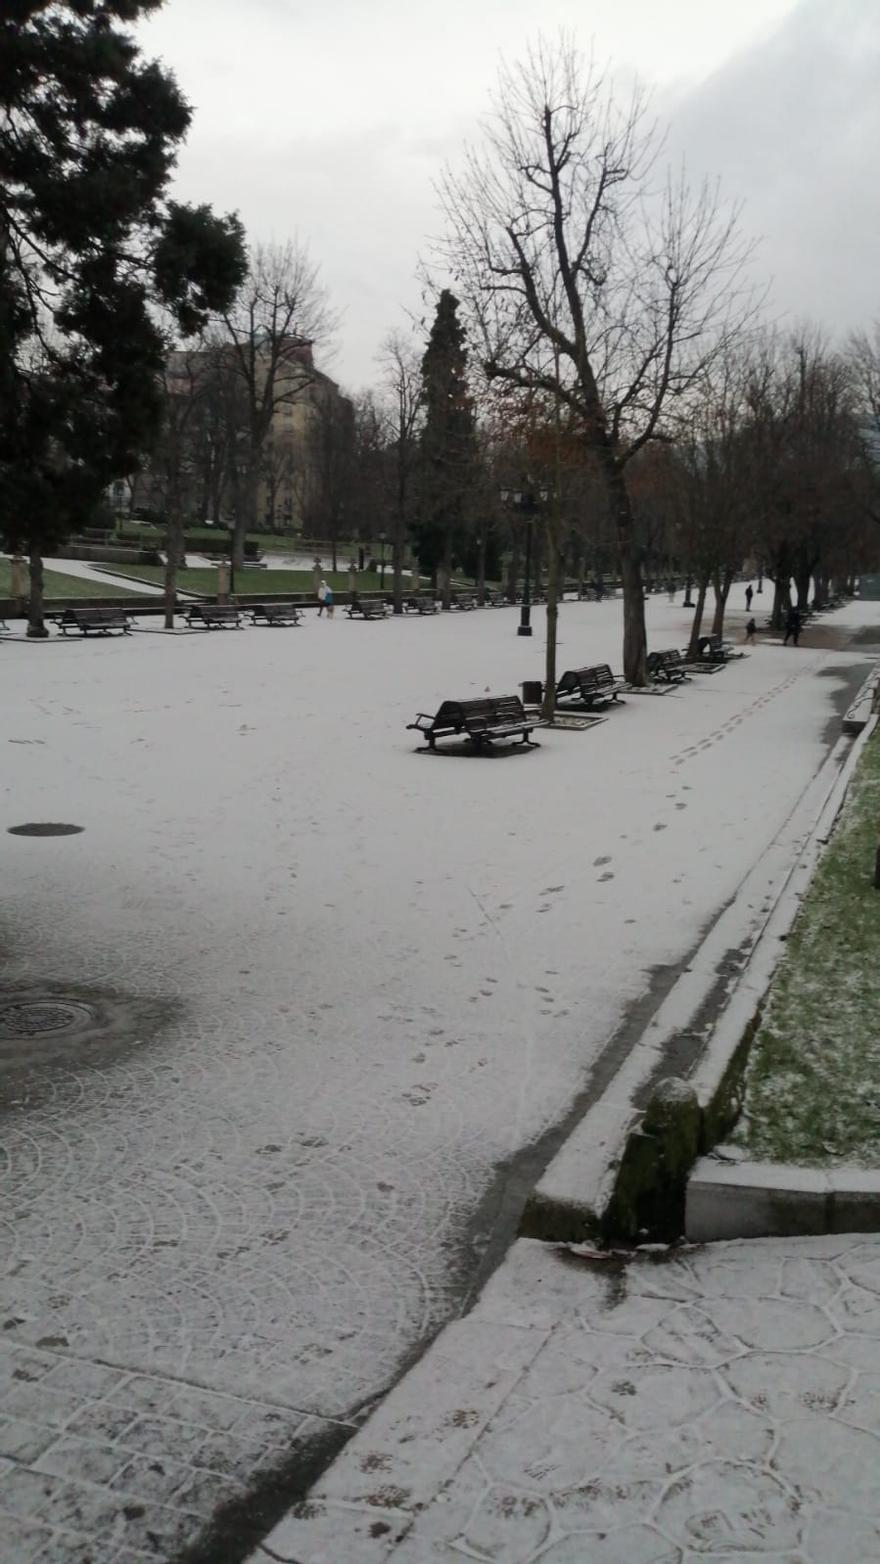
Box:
[0,0,246,632]
[415,290,476,607]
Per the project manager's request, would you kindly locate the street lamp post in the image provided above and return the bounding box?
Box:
[379,530,387,586]
[501,485,547,637]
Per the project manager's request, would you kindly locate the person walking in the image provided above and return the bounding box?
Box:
[745,583,754,612]
[323,583,335,618]
[783,606,801,646]
[744,616,757,645]
[317,578,328,617]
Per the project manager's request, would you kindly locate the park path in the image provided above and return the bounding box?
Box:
[253,1231,880,1563]
[1,597,876,1559]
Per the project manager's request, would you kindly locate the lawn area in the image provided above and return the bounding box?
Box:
[0,560,139,598]
[100,564,412,596]
[732,726,880,1167]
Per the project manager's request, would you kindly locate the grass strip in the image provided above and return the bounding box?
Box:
[0,561,140,599]
[733,729,880,1167]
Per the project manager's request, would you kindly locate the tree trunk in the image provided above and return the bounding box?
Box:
[27,547,48,637]
[542,513,560,722]
[711,567,733,636]
[476,534,487,605]
[392,516,404,615]
[687,574,710,660]
[438,559,451,610]
[164,500,184,630]
[506,537,520,602]
[603,458,646,684]
[232,460,257,571]
[770,577,789,632]
[795,570,811,610]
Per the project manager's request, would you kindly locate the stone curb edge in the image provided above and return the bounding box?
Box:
[521,677,879,1245]
[685,1155,880,1240]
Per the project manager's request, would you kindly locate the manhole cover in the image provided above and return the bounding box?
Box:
[7,823,84,837]
[0,1001,94,1039]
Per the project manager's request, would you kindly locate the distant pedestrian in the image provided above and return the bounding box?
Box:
[317,578,328,617]
[783,606,801,646]
[744,616,756,645]
[323,584,335,619]
[595,575,605,602]
[745,583,754,612]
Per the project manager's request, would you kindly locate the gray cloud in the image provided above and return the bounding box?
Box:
[666,0,880,340]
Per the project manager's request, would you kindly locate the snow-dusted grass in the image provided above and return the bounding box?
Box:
[0,559,138,598]
[101,563,407,595]
[734,729,880,1167]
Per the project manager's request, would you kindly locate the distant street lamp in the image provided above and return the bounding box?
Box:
[379,530,387,586]
[500,484,548,637]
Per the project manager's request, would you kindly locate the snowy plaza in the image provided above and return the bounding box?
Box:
[2,595,879,1561]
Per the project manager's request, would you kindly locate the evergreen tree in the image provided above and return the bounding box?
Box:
[0,0,246,633]
[415,289,476,607]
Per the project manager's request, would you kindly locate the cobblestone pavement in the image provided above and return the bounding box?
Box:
[1,603,875,1559]
[254,1233,880,1563]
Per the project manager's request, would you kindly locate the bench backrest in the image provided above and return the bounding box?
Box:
[558,665,615,693]
[431,695,528,732]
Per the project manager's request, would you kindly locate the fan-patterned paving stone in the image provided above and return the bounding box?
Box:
[252,1234,880,1564]
[4,605,880,1559]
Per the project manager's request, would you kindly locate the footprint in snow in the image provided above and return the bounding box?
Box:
[653,823,668,832]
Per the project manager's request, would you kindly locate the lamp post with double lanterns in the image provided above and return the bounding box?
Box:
[500,484,548,637]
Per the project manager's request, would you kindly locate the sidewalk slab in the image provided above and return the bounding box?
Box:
[250,1234,880,1564]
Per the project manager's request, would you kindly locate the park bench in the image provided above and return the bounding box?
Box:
[647,648,691,683]
[52,607,132,636]
[404,597,438,614]
[407,695,540,751]
[183,604,243,629]
[451,594,478,610]
[682,633,737,671]
[347,597,391,619]
[485,590,508,607]
[556,664,626,709]
[249,602,301,626]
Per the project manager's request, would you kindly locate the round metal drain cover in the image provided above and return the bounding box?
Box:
[8,823,84,837]
[0,1001,94,1039]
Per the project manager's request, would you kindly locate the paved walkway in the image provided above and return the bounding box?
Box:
[253,1232,880,1563]
[1,601,876,1560]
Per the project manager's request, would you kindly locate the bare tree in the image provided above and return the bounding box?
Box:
[377,330,424,611]
[146,344,224,626]
[218,241,335,567]
[436,36,754,682]
[848,322,880,527]
[304,386,355,570]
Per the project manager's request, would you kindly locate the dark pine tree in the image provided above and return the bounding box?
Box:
[414,290,476,608]
[0,0,246,633]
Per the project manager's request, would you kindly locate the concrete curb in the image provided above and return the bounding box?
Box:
[686,1155,880,1239]
[521,684,879,1245]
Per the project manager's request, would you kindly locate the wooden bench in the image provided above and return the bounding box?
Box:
[249,602,301,626]
[407,695,540,750]
[183,604,243,629]
[52,607,132,636]
[451,594,478,610]
[485,591,508,608]
[403,597,438,614]
[347,597,390,619]
[647,648,691,683]
[691,632,740,664]
[556,664,626,709]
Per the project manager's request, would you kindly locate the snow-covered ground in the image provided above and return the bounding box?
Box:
[1,596,877,1558]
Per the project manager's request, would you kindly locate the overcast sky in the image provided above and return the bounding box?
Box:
[139,0,879,391]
